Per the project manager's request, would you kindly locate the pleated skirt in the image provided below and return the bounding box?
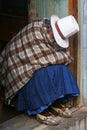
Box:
[16,65,80,115]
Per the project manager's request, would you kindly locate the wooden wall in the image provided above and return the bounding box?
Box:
[28,0,68,21]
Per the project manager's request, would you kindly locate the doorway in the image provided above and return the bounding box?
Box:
[0,0,28,123]
[0,0,28,52]
[0,0,79,123]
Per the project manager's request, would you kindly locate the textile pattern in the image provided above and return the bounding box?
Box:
[0,18,73,101]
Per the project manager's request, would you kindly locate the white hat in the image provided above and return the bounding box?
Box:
[50,15,79,48]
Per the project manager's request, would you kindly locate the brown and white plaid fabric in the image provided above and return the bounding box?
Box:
[0,18,73,101]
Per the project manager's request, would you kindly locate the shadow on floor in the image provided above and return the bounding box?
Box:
[0,104,21,124]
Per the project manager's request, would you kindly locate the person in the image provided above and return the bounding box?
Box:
[0,14,80,125]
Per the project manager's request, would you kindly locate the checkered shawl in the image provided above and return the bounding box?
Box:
[0,18,73,101]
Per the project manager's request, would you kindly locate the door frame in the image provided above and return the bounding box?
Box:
[68,0,78,79]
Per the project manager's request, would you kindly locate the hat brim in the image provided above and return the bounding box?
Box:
[50,15,69,48]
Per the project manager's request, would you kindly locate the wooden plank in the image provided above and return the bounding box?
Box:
[68,0,78,78]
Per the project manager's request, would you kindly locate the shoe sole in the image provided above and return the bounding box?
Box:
[36,116,59,126]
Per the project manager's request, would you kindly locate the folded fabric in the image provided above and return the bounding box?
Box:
[16,65,80,115]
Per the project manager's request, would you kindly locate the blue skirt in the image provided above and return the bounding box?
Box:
[16,65,80,115]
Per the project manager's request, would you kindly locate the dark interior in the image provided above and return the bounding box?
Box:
[0,0,28,16]
[0,0,28,52]
[0,0,29,123]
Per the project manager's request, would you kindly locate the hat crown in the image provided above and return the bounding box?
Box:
[50,14,79,48]
[57,15,79,38]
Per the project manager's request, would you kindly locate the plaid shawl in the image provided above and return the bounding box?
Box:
[0,18,73,101]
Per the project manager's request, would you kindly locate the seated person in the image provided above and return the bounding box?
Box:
[0,14,80,125]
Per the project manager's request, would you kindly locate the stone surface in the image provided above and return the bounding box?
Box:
[0,106,87,130]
